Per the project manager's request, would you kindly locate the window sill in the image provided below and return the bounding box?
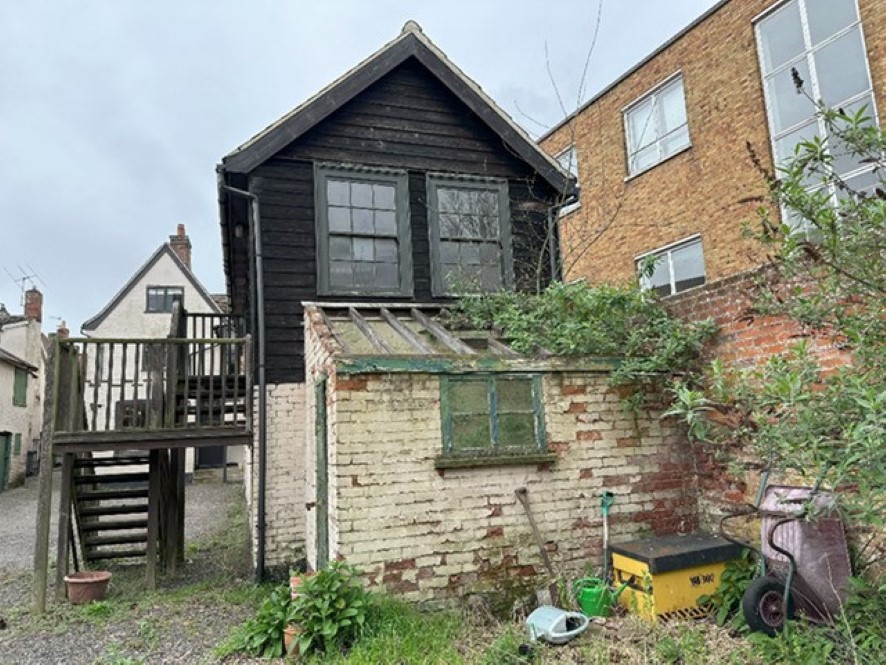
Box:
[625,143,692,182]
[558,202,581,217]
[434,452,556,470]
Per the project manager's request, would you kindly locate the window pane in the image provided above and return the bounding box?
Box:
[481,266,502,291]
[671,241,705,293]
[643,254,672,293]
[451,380,488,414]
[774,119,819,166]
[329,236,351,261]
[758,1,805,71]
[630,144,659,173]
[351,182,372,208]
[327,180,349,206]
[328,207,351,233]
[451,414,490,450]
[329,261,353,289]
[475,190,499,216]
[499,413,535,447]
[374,238,398,263]
[353,237,374,261]
[440,241,460,264]
[658,79,687,135]
[497,378,533,412]
[374,210,397,236]
[806,0,858,46]
[766,58,815,133]
[353,263,375,287]
[461,243,480,266]
[627,98,655,152]
[373,184,396,210]
[479,243,500,266]
[439,213,460,238]
[661,124,690,157]
[557,146,578,177]
[437,188,461,213]
[375,263,399,289]
[814,28,870,107]
[352,208,374,234]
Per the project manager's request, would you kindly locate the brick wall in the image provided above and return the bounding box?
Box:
[321,370,696,605]
[540,0,885,288]
[246,382,307,572]
[665,266,850,371]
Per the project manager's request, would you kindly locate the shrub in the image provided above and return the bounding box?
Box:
[291,560,370,656]
[218,583,293,659]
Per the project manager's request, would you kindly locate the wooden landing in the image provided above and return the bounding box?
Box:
[52,427,251,453]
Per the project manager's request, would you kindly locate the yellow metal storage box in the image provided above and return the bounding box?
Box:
[610,532,743,620]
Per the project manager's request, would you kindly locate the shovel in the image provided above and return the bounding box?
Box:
[601,491,615,583]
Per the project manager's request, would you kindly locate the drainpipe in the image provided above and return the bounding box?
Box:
[219,177,268,582]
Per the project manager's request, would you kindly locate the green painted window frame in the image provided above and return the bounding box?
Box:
[439,374,546,463]
[13,367,27,407]
[426,174,514,297]
[13,433,21,456]
[314,164,413,297]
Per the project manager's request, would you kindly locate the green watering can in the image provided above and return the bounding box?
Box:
[572,577,630,617]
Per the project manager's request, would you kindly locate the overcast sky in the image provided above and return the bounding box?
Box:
[0,0,720,332]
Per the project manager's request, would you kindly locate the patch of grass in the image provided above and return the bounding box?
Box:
[91,642,143,665]
[298,597,466,665]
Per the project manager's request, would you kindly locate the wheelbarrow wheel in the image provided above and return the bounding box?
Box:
[742,576,795,636]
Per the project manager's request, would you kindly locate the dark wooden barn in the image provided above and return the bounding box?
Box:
[217,21,576,384]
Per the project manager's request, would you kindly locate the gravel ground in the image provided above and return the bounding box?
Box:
[0,478,255,665]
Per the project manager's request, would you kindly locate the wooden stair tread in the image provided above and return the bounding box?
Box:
[79,503,149,517]
[76,488,149,501]
[84,533,147,547]
[75,457,150,468]
[85,548,148,561]
[74,472,149,484]
[79,518,148,531]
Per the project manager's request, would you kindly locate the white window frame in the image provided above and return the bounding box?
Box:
[635,235,705,297]
[555,145,580,215]
[623,72,691,178]
[754,0,880,230]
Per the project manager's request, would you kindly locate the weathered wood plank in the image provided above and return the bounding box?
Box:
[410,309,475,355]
[145,449,161,590]
[487,337,519,358]
[53,453,75,602]
[380,308,435,354]
[33,340,58,614]
[349,308,395,354]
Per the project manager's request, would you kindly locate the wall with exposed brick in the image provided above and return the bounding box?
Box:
[246,382,307,572]
[540,0,885,288]
[313,368,696,604]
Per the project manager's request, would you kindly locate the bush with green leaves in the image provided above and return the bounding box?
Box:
[218,583,295,659]
[291,560,371,656]
[697,550,757,628]
[449,281,715,391]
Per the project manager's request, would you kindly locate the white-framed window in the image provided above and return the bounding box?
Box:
[636,236,705,297]
[755,0,879,230]
[555,145,580,214]
[624,74,690,176]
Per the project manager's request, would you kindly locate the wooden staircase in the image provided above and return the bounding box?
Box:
[73,455,150,563]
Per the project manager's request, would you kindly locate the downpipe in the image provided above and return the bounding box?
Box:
[219,179,268,582]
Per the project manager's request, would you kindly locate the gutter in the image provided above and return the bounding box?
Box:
[218,174,268,582]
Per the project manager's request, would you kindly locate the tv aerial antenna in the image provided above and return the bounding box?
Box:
[3,264,47,306]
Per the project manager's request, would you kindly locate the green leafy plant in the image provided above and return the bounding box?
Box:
[219,583,294,659]
[448,281,716,391]
[697,550,757,627]
[291,560,370,656]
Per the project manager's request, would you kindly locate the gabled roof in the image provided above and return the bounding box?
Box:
[220,21,575,195]
[0,346,38,375]
[81,244,221,333]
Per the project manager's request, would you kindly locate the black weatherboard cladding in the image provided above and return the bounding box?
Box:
[247,58,558,384]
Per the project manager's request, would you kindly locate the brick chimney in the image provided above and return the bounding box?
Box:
[25,288,42,322]
[57,320,69,339]
[169,224,192,270]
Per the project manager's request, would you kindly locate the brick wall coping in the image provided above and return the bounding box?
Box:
[334,354,623,375]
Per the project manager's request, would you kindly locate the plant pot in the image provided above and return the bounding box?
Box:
[64,571,112,604]
[283,625,300,656]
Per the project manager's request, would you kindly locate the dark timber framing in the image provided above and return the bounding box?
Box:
[217,23,576,384]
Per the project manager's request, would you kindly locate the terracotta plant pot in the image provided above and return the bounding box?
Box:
[283,625,300,656]
[64,571,112,604]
